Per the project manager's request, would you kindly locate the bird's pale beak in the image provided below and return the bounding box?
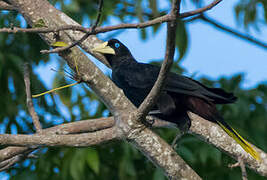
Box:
[92,42,115,55]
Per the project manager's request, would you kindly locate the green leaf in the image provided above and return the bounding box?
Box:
[176,19,188,61]
[149,0,159,17]
[177,145,195,164]
[85,148,100,174]
[140,28,147,39]
[51,41,68,47]
[153,168,166,180]
[70,152,85,180]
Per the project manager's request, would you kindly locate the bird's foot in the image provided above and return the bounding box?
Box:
[141,116,155,128]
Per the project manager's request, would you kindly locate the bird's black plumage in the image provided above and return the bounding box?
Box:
[92,39,259,160]
[102,39,236,124]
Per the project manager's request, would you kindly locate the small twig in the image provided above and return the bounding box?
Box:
[40,32,92,54]
[92,0,103,29]
[0,149,35,172]
[50,68,74,80]
[136,0,180,118]
[183,14,203,23]
[229,157,248,180]
[23,63,42,132]
[180,0,222,18]
[0,154,24,171]
[201,15,267,49]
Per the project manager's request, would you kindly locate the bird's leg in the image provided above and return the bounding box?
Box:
[171,113,191,149]
[171,131,185,149]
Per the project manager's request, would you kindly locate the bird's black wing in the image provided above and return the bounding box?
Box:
[118,63,200,90]
[165,72,237,104]
[126,63,158,89]
[114,62,236,104]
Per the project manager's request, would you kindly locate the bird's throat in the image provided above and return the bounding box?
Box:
[105,54,136,69]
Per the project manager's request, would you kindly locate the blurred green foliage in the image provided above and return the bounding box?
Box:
[0,0,266,179]
[234,0,267,30]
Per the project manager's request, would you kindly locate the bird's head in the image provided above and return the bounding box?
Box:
[92,39,134,67]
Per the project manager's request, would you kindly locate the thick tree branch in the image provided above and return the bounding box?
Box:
[126,125,201,179]
[0,116,115,171]
[200,15,267,49]
[0,25,89,34]
[188,112,267,177]
[40,0,104,54]
[0,127,117,147]
[0,116,174,164]
[51,0,104,55]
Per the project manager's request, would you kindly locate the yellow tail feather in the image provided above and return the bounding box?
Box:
[217,121,260,161]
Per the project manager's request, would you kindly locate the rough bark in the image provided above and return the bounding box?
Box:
[6,0,201,179]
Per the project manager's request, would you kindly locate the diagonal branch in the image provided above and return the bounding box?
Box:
[136,0,180,118]
[181,0,222,18]
[0,117,114,162]
[92,0,103,29]
[200,15,267,49]
[0,117,114,172]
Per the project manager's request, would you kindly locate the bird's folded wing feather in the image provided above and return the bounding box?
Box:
[118,63,236,104]
[165,72,237,104]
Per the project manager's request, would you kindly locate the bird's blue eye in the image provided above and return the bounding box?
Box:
[115,43,120,48]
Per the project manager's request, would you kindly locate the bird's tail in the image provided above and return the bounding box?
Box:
[216,120,260,161]
[186,96,260,161]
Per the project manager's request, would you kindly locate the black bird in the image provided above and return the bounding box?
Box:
[92,39,259,160]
